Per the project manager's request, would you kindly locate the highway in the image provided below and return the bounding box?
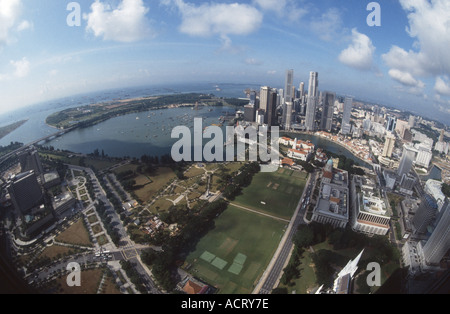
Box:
[254,170,317,294]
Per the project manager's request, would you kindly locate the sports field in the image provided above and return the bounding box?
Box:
[186,205,287,294]
[233,168,308,220]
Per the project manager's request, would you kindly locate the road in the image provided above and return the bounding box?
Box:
[254,170,317,294]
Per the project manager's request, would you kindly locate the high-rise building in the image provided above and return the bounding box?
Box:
[413,194,438,234]
[397,145,418,177]
[7,171,43,215]
[439,129,445,143]
[244,104,256,122]
[299,82,305,100]
[320,92,335,132]
[19,147,44,177]
[341,97,353,135]
[386,115,397,133]
[382,133,396,158]
[422,200,450,265]
[267,89,278,128]
[284,102,293,130]
[259,86,270,112]
[305,71,319,132]
[408,115,416,128]
[415,145,433,168]
[284,69,294,104]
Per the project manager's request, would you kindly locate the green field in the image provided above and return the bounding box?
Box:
[233,168,308,220]
[186,205,287,294]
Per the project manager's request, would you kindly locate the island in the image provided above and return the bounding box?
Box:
[46,93,248,130]
[0,119,28,140]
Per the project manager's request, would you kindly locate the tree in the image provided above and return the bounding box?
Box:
[293,225,314,248]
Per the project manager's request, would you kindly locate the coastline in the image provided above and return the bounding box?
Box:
[282,130,374,168]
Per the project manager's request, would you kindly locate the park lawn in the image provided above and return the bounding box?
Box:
[55,269,104,294]
[112,163,140,175]
[233,168,307,220]
[39,245,74,261]
[133,167,177,203]
[184,166,205,178]
[186,205,287,294]
[101,275,122,294]
[55,219,93,247]
[150,198,174,213]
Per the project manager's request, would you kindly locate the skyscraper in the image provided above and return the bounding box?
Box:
[397,145,418,177]
[267,89,278,127]
[305,71,319,132]
[284,69,294,103]
[19,147,44,177]
[413,194,438,234]
[284,102,293,130]
[7,171,43,215]
[386,115,397,133]
[341,97,353,135]
[382,133,396,158]
[259,86,270,112]
[320,92,335,132]
[422,200,450,265]
[299,82,305,100]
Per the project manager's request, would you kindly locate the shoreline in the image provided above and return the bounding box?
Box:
[282,130,374,168]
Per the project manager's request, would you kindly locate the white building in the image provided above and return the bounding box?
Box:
[351,176,391,236]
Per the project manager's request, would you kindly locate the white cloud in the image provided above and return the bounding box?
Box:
[164,0,263,38]
[253,0,307,22]
[434,76,450,96]
[338,29,375,71]
[310,8,345,42]
[10,57,30,78]
[0,0,22,45]
[388,69,425,88]
[17,20,32,32]
[383,0,450,85]
[84,0,154,42]
[245,58,263,66]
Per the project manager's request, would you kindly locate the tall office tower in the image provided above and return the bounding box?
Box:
[284,101,293,130]
[341,96,353,135]
[415,145,433,168]
[305,71,319,132]
[439,129,445,143]
[413,194,438,234]
[284,69,294,103]
[320,92,335,132]
[19,147,44,177]
[249,90,257,105]
[382,133,396,158]
[267,89,278,127]
[409,115,416,128]
[422,200,450,265]
[386,116,397,133]
[299,82,305,99]
[244,104,256,122]
[7,171,43,215]
[397,145,418,177]
[259,86,270,112]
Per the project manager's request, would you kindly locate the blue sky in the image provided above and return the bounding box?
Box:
[0,0,449,124]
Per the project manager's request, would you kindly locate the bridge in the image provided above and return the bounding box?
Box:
[0,128,73,165]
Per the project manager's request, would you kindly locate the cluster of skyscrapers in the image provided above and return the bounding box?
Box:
[244,70,353,135]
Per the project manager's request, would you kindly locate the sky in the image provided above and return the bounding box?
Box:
[0,0,450,125]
